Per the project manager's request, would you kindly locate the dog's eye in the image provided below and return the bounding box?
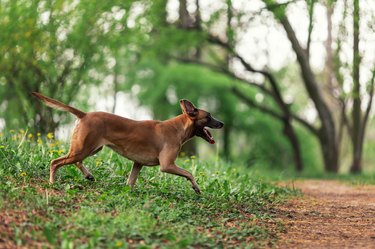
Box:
[206,116,211,122]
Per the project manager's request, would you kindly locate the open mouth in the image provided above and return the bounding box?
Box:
[197,127,215,144]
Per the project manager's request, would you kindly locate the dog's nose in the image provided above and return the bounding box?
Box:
[218,122,224,128]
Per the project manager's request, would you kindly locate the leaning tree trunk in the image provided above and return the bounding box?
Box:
[279,16,339,172]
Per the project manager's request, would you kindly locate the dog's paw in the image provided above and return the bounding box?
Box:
[85,175,95,181]
[192,185,201,194]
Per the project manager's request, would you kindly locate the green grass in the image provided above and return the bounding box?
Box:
[248,163,375,186]
[0,130,295,248]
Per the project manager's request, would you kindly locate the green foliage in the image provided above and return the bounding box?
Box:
[1,0,354,176]
[131,62,235,116]
[0,131,295,248]
[126,59,320,170]
[0,0,140,132]
[263,0,287,20]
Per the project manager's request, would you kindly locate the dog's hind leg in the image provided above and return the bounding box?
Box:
[127,162,143,187]
[74,146,103,181]
[49,144,102,184]
[49,154,84,184]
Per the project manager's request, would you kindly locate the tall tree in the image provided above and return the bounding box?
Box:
[349,0,375,173]
[350,0,361,173]
[171,0,304,169]
[183,0,345,171]
[0,0,131,133]
[254,0,339,171]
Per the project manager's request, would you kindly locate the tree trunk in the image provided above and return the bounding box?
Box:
[318,130,339,172]
[350,0,362,173]
[222,123,231,159]
[178,0,200,157]
[178,0,192,28]
[232,87,304,171]
[182,140,197,156]
[325,3,334,91]
[351,144,363,174]
[323,2,340,173]
[279,16,339,172]
[283,118,303,172]
[112,59,119,114]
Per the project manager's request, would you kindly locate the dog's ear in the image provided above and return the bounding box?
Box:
[180,99,198,117]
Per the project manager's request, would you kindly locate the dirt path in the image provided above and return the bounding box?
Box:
[275,180,375,249]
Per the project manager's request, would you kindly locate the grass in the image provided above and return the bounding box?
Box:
[248,163,375,187]
[0,130,296,248]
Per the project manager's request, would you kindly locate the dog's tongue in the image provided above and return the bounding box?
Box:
[204,128,215,144]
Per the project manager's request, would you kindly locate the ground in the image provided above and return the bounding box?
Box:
[3,134,375,248]
[275,180,375,248]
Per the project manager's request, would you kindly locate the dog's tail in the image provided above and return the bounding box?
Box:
[32,92,86,119]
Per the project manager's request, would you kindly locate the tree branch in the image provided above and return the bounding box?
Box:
[362,68,375,131]
[208,35,284,102]
[171,56,275,98]
[208,35,318,135]
[232,87,283,120]
[275,12,337,143]
[306,0,315,60]
[233,86,318,135]
[262,0,301,11]
[292,112,319,136]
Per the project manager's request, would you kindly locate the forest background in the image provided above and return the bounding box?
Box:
[1,0,375,175]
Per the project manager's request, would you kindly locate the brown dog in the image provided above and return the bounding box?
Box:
[32,92,223,193]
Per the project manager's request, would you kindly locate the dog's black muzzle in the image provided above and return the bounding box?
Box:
[207,118,224,129]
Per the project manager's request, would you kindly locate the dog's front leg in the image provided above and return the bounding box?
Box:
[127,162,143,187]
[161,164,201,194]
[76,161,95,181]
[159,148,201,194]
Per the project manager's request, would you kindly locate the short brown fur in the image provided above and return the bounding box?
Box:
[32,92,223,193]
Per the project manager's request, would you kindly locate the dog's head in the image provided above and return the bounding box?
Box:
[180,99,224,144]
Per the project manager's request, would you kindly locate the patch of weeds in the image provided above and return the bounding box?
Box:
[0,131,295,248]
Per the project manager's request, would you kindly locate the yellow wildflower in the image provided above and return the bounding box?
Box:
[190,155,196,159]
[95,159,102,166]
[37,133,41,137]
[47,132,54,139]
[20,129,25,134]
[115,241,123,248]
[10,129,15,133]
[27,133,33,139]
[20,171,27,177]
[37,138,43,145]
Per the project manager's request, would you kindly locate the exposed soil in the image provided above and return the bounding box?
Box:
[275,180,375,249]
